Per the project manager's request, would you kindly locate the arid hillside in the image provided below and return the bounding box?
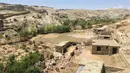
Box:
[1,2,130,73]
[0,3,130,26]
[55,9,130,20]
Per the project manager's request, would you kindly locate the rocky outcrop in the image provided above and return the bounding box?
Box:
[1,4,25,11]
[4,11,30,18]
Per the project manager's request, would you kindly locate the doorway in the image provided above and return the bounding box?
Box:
[112,47,118,54]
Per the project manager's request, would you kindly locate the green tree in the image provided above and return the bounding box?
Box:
[0,63,3,73]
[38,25,70,34]
[5,52,43,73]
[63,19,71,26]
[25,66,41,73]
[78,19,87,29]
[19,29,32,40]
[72,19,78,29]
[23,52,41,67]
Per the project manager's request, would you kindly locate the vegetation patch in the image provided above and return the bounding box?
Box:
[0,52,44,73]
[63,17,121,29]
[38,25,70,34]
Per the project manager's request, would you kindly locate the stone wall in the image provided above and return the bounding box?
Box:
[55,41,77,54]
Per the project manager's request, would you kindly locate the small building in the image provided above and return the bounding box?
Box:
[96,30,112,39]
[76,60,105,73]
[93,28,112,39]
[93,28,105,34]
[93,25,109,35]
[92,39,120,55]
[55,41,76,54]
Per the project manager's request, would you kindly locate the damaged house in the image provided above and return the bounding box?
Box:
[93,26,112,39]
[97,31,112,39]
[55,41,76,54]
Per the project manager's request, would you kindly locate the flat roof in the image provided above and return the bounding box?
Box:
[56,41,70,47]
[76,60,104,73]
[92,39,120,47]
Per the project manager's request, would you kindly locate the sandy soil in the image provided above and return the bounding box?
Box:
[31,30,94,44]
[74,46,117,66]
[69,30,95,39]
[43,33,60,38]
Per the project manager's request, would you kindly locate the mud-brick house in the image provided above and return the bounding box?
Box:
[93,26,112,39]
[98,30,112,39]
[92,39,120,55]
[93,28,105,34]
[76,60,105,73]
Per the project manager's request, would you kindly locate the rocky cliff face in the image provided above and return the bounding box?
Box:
[0,3,63,46]
[0,3,61,26]
[1,3,130,73]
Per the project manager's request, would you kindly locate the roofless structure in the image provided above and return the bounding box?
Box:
[76,60,105,73]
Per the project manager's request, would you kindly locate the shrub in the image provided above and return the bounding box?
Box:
[23,52,42,66]
[63,19,71,26]
[0,63,3,73]
[25,66,41,73]
[71,20,79,29]
[86,21,92,28]
[19,29,37,40]
[7,55,16,65]
[78,19,87,29]
[5,52,43,73]
[38,26,45,34]
[56,25,70,33]
[30,29,37,36]
[19,30,32,39]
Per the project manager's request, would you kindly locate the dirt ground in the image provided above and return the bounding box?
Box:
[31,30,94,44]
[74,46,117,66]
[31,30,124,65]
[60,46,125,73]
[30,30,128,73]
